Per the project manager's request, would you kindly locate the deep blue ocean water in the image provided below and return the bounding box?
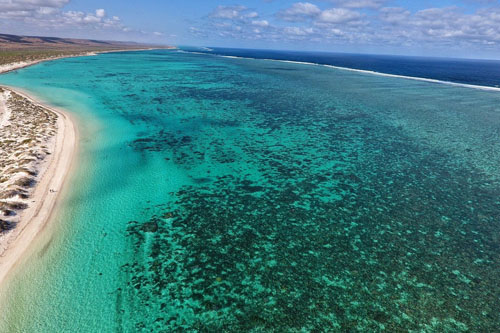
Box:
[187,47,500,88]
[0,49,499,331]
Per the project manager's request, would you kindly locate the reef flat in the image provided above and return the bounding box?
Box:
[0,49,499,332]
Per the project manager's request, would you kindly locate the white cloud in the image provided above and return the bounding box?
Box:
[283,26,315,36]
[210,5,248,19]
[194,2,500,54]
[330,0,388,9]
[0,0,137,35]
[317,8,363,24]
[278,2,321,21]
[379,7,410,24]
[0,0,69,12]
[378,6,500,45]
[95,9,106,18]
[0,0,68,19]
[252,20,269,27]
[278,3,364,26]
[245,11,259,18]
[201,4,274,40]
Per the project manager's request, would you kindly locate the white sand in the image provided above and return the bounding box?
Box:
[0,89,10,128]
[0,61,43,75]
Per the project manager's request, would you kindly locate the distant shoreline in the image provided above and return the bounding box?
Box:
[0,85,77,288]
[0,47,175,75]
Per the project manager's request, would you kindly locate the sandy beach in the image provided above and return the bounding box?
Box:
[0,54,93,75]
[0,86,77,287]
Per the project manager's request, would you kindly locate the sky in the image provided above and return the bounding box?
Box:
[2,0,500,59]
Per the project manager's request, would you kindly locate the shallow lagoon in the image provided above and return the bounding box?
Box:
[1,50,500,331]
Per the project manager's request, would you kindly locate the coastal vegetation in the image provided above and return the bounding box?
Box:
[0,33,164,67]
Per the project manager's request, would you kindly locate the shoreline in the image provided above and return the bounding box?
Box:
[0,47,174,75]
[0,85,78,287]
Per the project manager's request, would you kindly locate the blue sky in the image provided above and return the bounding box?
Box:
[2,0,500,58]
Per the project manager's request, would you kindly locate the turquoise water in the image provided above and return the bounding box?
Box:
[1,50,500,331]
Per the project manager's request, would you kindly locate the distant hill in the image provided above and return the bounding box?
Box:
[0,33,173,67]
[0,33,154,51]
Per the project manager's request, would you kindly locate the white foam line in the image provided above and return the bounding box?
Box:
[322,64,500,92]
[179,51,211,56]
[220,55,242,59]
[183,50,500,92]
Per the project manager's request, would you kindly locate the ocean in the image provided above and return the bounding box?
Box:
[0,49,500,331]
[187,47,500,88]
